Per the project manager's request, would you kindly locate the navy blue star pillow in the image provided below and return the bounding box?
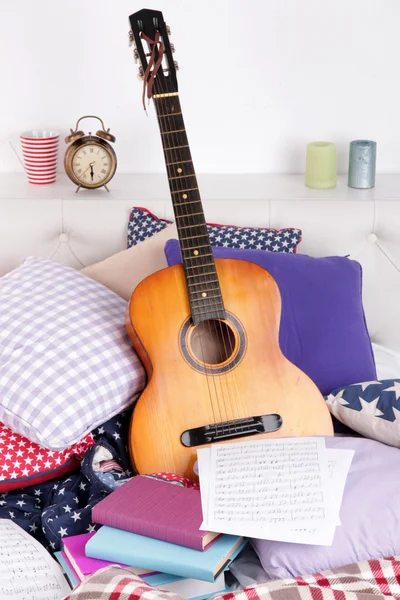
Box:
[127,207,302,253]
[326,379,400,447]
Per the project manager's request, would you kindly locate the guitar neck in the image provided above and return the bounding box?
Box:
[153,92,225,324]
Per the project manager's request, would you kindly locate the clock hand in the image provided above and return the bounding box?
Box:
[90,163,94,181]
[80,161,96,179]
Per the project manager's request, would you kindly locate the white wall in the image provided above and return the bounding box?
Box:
[1,0,399,174]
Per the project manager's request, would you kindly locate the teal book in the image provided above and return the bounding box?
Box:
[191,589,230,600]
[54,551,79,589]
[191,591,230,600]
[146,572,227,598]
[86,526,246,582]
[55,549,228,598]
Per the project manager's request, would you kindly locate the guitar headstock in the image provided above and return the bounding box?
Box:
[128,8,178,97]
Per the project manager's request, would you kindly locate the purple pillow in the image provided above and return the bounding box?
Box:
[164,240,376,396]
[251,436,400,579]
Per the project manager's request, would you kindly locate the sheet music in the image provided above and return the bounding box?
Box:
[0,519,71,600]
[197,447,211,522]
[327,448,354,520]
[245,448,355,545]
[203,438,332,530]
[199,437,354,545]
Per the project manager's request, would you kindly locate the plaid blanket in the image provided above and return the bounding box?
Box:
[64,557,400,600]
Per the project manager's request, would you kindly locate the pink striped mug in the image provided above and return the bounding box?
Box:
[20,130,60,184]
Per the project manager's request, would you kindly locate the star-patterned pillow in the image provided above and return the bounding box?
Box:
[326,379,400,447]
[128,207,302,253]
[0,421,95,492]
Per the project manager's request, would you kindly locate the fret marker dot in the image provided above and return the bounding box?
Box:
[202,292,207,298]
[177,168,182,173]
[182,194,188,199]
[193,250,199,256]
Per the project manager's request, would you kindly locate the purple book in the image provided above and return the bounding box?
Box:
[92,475,219,551]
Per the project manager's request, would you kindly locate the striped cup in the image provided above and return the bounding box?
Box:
[20,130,59,184]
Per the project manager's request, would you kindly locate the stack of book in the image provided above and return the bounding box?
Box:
[55,475,246,599]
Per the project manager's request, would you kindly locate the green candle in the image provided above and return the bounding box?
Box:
[305,141,337,189]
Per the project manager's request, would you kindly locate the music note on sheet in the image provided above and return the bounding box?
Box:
[0,519,71,600]
[200,437,337,542]
[246,448,355,545]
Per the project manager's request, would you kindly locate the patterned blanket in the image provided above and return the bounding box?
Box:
[65,557,400,600]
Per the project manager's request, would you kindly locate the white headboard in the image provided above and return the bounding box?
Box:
[1,172,399,352]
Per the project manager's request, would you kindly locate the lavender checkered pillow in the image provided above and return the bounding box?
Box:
[128,208,302,253]
[0,257,145,450]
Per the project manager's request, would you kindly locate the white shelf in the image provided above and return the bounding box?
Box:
[0,172,400,202]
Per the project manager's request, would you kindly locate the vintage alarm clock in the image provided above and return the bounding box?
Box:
[64,115,117,192]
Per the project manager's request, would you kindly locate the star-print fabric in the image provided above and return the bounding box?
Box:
[0,411,132,552]
[0,409,198,553]
[326,379,400,448]
[127,207,302,253]
[0,422,94,492]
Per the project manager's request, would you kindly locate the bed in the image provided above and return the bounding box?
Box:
[0,172,399,593]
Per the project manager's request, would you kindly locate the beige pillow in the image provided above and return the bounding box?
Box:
[81,223,178,301]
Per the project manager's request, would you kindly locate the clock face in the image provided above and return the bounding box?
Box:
[72,143,114,186]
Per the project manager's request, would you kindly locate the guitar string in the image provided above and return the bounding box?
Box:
[142,28,245,437]
[152,73,225,431]
[155,39,247,433]
[152,74,225,431]
[153,64,242,434]
[153,73,234,432]
[156,73,240,436]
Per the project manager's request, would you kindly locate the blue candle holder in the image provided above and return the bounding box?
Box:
[348,140,377,189]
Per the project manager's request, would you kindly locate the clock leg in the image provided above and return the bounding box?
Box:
[75,184,82,194]
[104,184,110,193]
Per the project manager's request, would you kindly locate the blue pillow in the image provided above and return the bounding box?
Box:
[326,379,400,447]
[164,239,376,396]
[127,207,302,252]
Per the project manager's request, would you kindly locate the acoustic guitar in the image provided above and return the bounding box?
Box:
[126,9,333,480]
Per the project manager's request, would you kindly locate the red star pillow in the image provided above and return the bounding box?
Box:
[0,422,94,492]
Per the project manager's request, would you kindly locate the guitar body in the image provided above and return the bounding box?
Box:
[126,258,333,480]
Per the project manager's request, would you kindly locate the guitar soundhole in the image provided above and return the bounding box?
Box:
[190,319,236,365]
[179,312,246,375]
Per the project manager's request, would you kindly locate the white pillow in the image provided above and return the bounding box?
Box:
[0,257,145,450]
[82,223,178,301]
[372,342,400,380]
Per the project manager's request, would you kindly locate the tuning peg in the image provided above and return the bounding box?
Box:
[170,43,175,53]
[128,29,134,47]
[137,66,144,80]
[133,48,139,63]
[174,60,179,71]
[166,25,171,35]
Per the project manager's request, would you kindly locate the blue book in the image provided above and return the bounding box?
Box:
[145,572,227,598]
[54,552,229,600]
[191,590,230,600]
[54,551,79,589]
[191,592,230,600]
[55,549,228,598]
[86,526,246,582]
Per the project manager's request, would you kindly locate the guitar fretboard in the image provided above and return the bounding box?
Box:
[153,92,225,324]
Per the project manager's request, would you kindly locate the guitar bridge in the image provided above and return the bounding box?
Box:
[180,414,282,447]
